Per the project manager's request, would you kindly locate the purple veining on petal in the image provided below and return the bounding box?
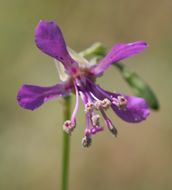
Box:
[35,20,79,74]
[17,82,71,110]
[91,41,148,76]
[86,79,150,123]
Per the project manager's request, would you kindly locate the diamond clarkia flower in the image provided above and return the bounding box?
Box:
[17,20,150,147]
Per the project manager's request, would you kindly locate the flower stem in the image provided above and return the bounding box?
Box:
[61,96,71,190]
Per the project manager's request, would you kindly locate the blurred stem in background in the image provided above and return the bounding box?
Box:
[61,96,71,190]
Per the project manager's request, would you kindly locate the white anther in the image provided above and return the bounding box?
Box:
[63,120,75,134]
[82,136,92,148]
[94,99,111,110]
[84,102,94,112]
[91,114,100,126]
[101,98,111,110]
[94,100,102,110]
[117,96,128,109]
[112,96,127,109]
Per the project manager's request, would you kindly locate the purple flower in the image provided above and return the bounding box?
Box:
[17,20,150,147]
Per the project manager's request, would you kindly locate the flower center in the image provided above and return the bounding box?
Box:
[62,76,128,147]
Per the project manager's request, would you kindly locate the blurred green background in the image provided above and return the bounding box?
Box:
[0,0,172,190]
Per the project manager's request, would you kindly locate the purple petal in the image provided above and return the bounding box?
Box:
[86,79,149,123]
[17,82,71,110]
[35,20,78,73]
[91,41,148,76]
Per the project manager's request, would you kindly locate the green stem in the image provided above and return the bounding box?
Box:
[61,96,71,190]
[79,42,106,59]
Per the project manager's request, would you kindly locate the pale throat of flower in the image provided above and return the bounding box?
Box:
[55,47,96,81]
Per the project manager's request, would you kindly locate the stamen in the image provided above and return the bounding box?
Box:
[106,119,118,136]
[80,91,94,138]
[101,98,111,110]
[82,136,92,148]
[90,126,103,135]
[94,100,102,110]
[63,120,75,134]
[84,102,94,113]
[70,82,79,123]
[94,98,111,110]
[89,91,111,110]
[90,114,103,135]
[87,79,127,110]
[91,114,100,126]
[84,128,91,136]
[112,95,128,109]
[100,109,118,136]
[80,91,103,142]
